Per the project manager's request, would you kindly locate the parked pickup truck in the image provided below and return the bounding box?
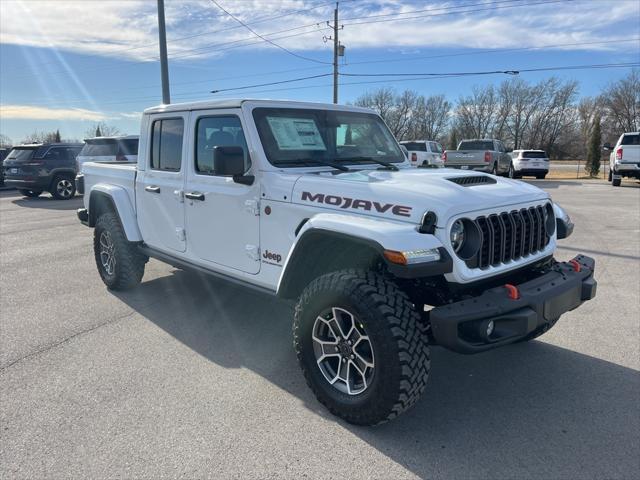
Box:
[399,140,444,167]
[77,99,596,426]
[443,139,511,175]
[605,132,640,187]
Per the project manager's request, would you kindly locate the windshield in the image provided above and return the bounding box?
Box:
[458,140,494,151]
[6,147,36,162]
[252,108,404,167]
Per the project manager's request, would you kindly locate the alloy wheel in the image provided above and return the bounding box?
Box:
[312,307,375,395]
[99,231,116,276]
[56,179,74,198]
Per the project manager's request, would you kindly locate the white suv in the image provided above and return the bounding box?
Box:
[76,135,139,172]
[509,149,549,179]
[399,140,444,167]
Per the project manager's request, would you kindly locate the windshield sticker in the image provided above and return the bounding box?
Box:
[267,117,326,151]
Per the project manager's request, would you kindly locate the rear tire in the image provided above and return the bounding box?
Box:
[18,189,42,197]
[94,212,146,290]
[612,172,621,187]
[51,175,76,200]
[293,269,430,426]
[608,169,612,182]
[508,163,516,179]
[536,173,546,179]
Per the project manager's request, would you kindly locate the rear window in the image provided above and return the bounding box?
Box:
[621,134,639,146]
[79,140,118,157]
[458,141,494,151]
[401,142,427,152]
[6,148,36,162]
[522,151,547,158]
[118,139,138,156]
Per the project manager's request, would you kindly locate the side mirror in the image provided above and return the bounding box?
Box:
[602,143,613,151]
[213,146,254,185]
[506,148,513,153]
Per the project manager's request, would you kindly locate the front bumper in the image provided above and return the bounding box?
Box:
[430,255,597,353]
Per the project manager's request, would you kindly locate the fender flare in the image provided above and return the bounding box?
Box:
[88,184,142,241]
[276,213,450,298]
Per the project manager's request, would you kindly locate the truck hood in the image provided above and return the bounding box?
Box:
[290,167,550,224]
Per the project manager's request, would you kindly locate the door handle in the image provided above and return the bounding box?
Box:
[185,192,205,201]
[145,185,160,193]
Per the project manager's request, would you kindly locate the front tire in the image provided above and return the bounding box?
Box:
[293,270,430,426]
[51,175,76,200]
[94,212,146,290]
[536,173,547,179]
[18,189,42,197]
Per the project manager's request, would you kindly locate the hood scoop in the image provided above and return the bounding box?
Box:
[447,175,497,187]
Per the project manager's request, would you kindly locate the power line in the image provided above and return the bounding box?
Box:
[210,62,639,94]
[208,0,332,65]
[7,38,636,108]
[342,0,572,26]
[211,73,333,93]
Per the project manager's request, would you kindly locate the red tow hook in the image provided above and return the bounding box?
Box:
[504,284,520,300]
[569,259,582,272]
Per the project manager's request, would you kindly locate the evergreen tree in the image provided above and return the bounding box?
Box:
[54,129,61,143]
[449,129,459,150]
[586,116,602,177]
[95,125,102,137]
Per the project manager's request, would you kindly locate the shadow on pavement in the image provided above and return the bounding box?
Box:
[11,195,83,211]
[114,268,640,478]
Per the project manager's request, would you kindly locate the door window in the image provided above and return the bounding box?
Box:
[151,118,184,171]
[195,115,249,175]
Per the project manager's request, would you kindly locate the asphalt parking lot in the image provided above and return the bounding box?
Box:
[1,180,639,479]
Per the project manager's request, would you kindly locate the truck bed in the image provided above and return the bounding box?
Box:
[81,161,137,210]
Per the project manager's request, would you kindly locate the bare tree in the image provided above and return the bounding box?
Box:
[0,134,12,147]
[84,122,121,138]
[599,69,640,134]
[21,130,60,144]
[412,94,451,141]
[455,85,498,139]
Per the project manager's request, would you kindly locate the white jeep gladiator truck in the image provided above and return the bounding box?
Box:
[77,99,597,426]
[606,132,640,187]
[444,139,511,175]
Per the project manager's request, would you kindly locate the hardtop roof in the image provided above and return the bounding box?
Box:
[143,98,374,115]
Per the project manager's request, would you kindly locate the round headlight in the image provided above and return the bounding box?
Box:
[450,219,465,253]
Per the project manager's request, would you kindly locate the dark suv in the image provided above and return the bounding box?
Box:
[3,143,83,199]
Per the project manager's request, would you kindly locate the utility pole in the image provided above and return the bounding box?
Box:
[157,0,171,104]
[332,3,339,104]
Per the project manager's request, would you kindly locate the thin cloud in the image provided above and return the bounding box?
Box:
[0,1,637,62]
[1,105,109,121]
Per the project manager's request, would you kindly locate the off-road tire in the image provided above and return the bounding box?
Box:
[94,212,146,290]
[18,189,42,197]
[293,269,430,426]
[50,174,76,200]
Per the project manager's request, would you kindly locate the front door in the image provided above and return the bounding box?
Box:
[136,114,188,253]
[184,110,260,274]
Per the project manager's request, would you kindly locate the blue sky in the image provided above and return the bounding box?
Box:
[1,0,639,143]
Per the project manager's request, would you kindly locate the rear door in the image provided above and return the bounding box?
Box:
[184,109,260,274]
[136,114,188,253]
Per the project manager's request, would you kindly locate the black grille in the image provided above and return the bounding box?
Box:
[470,205,550,269]
[448,175,497,186]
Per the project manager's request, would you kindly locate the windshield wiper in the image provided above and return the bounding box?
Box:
[339,156,400,171]
[278,159,351,172]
